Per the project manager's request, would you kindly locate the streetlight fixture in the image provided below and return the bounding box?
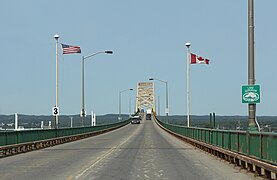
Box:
[119,88,133,121]
[81,50,113,127]
[149,78,168,123]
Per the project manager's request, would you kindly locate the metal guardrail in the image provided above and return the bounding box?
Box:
[0,119,131,157]
[155,117,277,179]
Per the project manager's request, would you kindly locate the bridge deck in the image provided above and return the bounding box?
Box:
[0,116,260,180]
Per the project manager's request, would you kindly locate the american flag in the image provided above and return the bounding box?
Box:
[61,44,81,54]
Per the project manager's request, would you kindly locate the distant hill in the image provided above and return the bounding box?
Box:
[1,114,276,132]
[0,114,130,129]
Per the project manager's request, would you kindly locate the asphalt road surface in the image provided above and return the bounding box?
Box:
[0,116,260,180]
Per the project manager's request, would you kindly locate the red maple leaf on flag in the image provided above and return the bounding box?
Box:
[197,56,204,61]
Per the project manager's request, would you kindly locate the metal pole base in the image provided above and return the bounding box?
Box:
[247,126,258,132]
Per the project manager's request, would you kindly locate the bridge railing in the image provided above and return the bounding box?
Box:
[0,119,131,146]
[155,117,277,166]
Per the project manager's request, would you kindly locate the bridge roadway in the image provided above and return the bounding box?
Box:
[0,116,260,180]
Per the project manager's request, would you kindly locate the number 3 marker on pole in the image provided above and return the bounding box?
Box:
[52,107,59,116]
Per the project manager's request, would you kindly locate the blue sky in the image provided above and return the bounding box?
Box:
[0,1,276,116]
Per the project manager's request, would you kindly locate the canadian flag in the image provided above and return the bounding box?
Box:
[190,53,210,64]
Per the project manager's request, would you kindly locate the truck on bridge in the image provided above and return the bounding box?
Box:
[146,109,151,120]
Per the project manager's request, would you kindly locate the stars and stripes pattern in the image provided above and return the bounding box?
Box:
[61,44,81,54]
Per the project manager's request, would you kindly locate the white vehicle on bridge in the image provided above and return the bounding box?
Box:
[146,109,152,120]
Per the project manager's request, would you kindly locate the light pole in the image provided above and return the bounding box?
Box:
[119,88,133,121]
[81,51,113,127]
[129,97,132,117]
[248,0,257,131]
[149,78,168,123]
[54,34,59,129]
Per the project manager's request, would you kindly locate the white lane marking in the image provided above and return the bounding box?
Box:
[144,174,150,179]
[74,125,141,179]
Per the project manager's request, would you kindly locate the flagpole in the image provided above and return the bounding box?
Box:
[186,42,191,127]
[54,34,59,129]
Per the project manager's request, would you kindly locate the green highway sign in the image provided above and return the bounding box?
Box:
[242,85,260,104]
